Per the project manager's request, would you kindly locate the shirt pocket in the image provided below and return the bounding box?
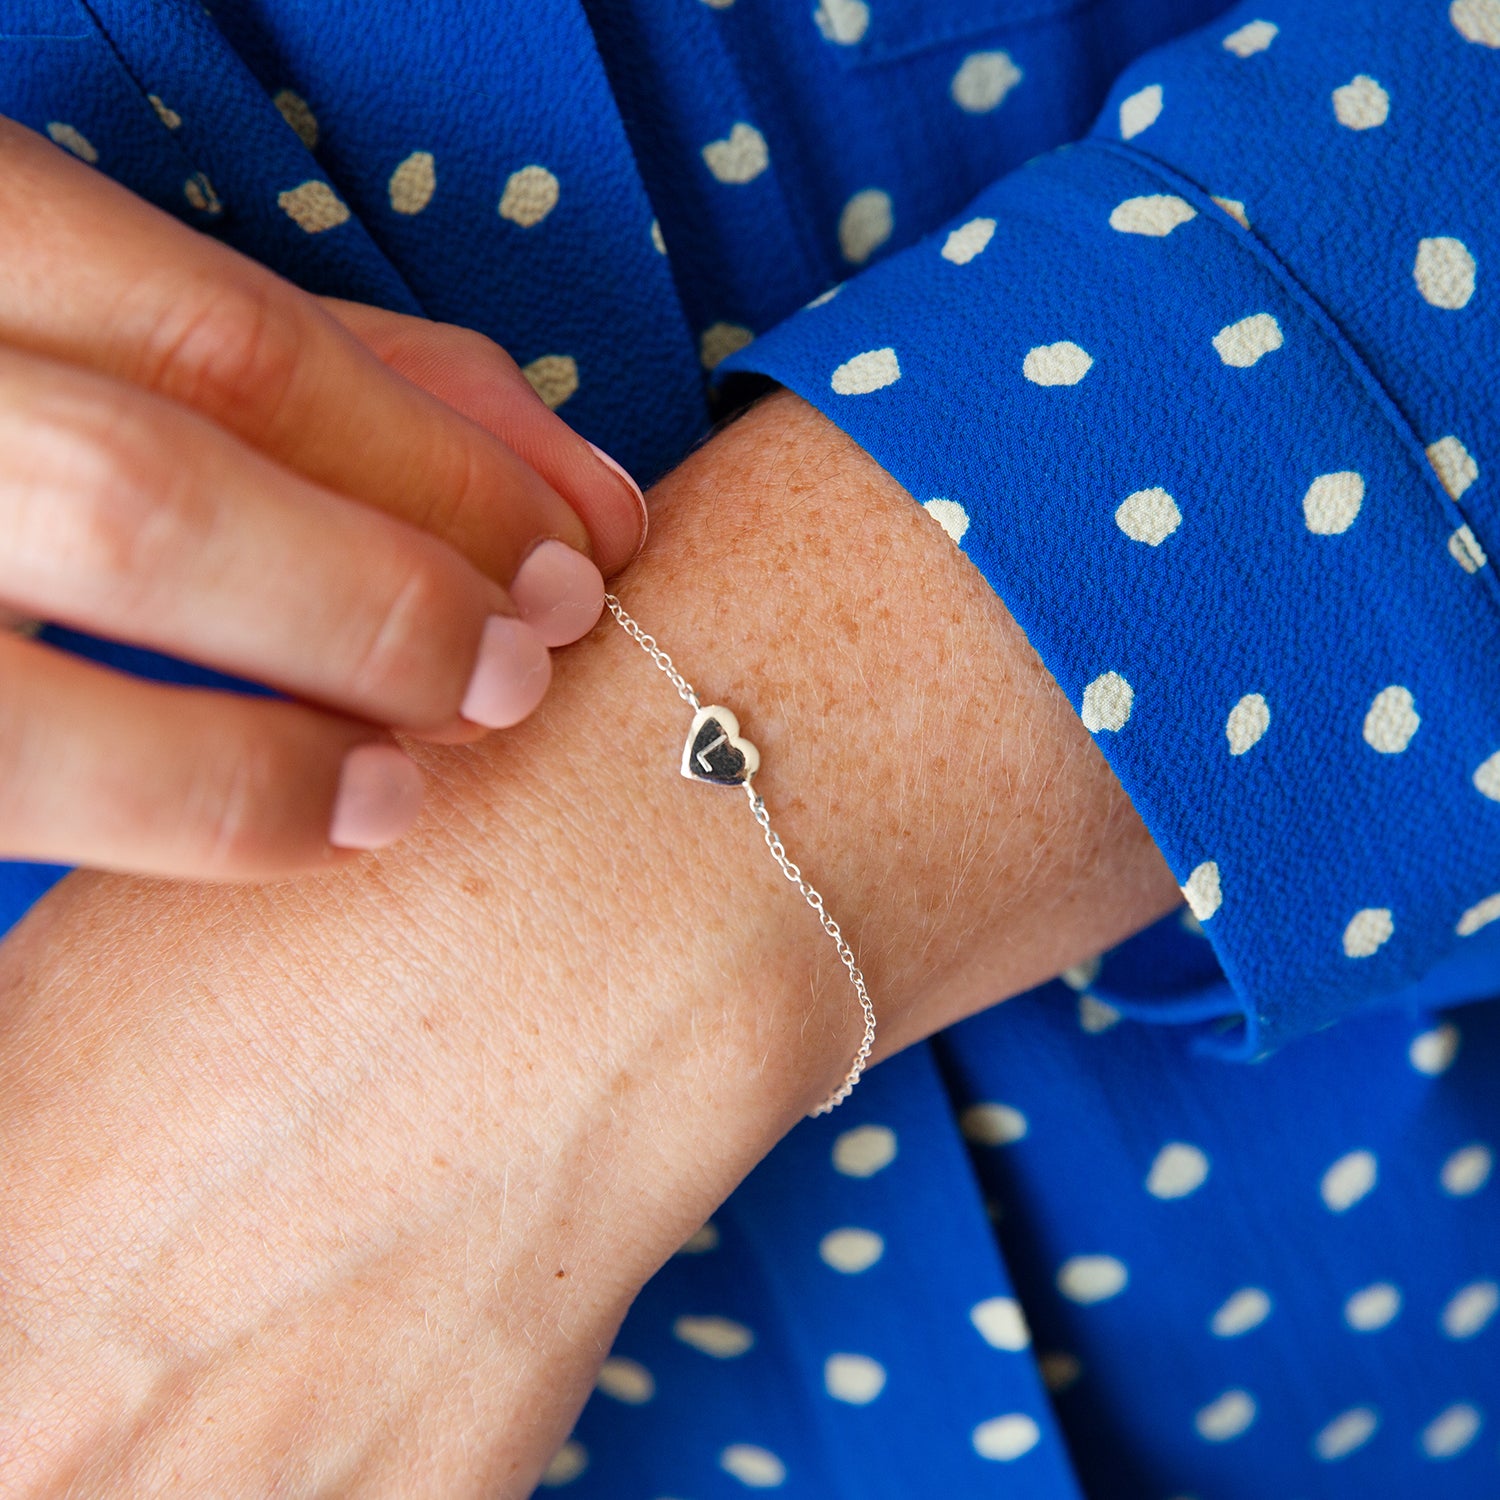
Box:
[814,0,1091,65]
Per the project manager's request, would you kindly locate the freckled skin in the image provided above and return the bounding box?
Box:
[0,392,1176,1495]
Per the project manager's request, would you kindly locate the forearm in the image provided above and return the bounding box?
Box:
[0,392,1177,1494]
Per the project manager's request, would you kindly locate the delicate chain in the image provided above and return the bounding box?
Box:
[603,592,874,1117]
[745,786,877,1114]
[603,595,700,710]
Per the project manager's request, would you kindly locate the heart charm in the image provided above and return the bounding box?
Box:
[681,705,760,787]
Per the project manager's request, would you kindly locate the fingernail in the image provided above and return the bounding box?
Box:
[460,615,552,728]
[329,743,425,850]
[587,441,649,552]
[509,539,605,647]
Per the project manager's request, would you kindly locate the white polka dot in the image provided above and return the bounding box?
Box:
[839,188,893,264]
[674,1315,755,1358]
[1180,861,1222,922]
[814,0,869,44]
[1079,994,1122,1033]
[1421,1403,1483,1459]
[1147,1142,1211,1199]
[1213,312,1283,366]
[1458,892,1500,936]
[1415,237,1476,309]
[1180,907,1207,936]
[806,284,842,308]
[951,51,1023,114]
[1345,1282,1402,1331]
[499,165,559,227]
[1211,1287,1272,1337]
[1452,0,1500,45]
[700,322,754,370]
[1442,1279,1499,1339]
[923,498,970,544]
[1057,1254,1129,1304]
[539,1440,588,1487]
[1342,908,1394,959]
[649,220,668,257]
[45,121,98,163]
[1441,1143,1493,1196]
[1473,750,1500,801]
[702,0,735,8]
[678,1221,719,1254]
[1315,1407,1380,1461]
[960,1102,1028,1146]
[1061,955,1102,990]
[1115,487,1182,544]
[1119,84,1163,139]
[833,1123,897,1176]
[597,1356,655,1403]
[972,1413,1041,1461]
[702,123,769,184]
[277,180,350,233]
[521,354,579,410]
[1195,1389,1257,1442]
[1108,194,1197,237]
[1448,524,1489,573]
[1411,1023,1462,1075]
[273,89,318,148]
[941,217,996,264]
[1363,686,1419,753]
[1023,340,1093,385]
[1225,693,1270,755]
[1303,471,1365,534]
[1222,19,1277,55]
[388,150,435,215]
[1322,1149,1378,1211]
[832,347,900,395]
[1332,75,1390,129]
[148,94,181,130]
[1427,434,1479,498]
[719,1444,786,1488]
[1212,195,1250,228]
[824,1353,886,1404]
[183,173,221,214]
[819,1226,884,1273]
[1080,671,1133,732]
[972,1296,1031,1351]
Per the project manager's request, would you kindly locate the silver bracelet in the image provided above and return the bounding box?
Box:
[604,593,876,1117]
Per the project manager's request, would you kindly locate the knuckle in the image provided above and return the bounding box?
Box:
[130,274,306,443]
[181,725,287,873]
[405,421,491,539]
[6,390,204,616]
[343,546,472,723]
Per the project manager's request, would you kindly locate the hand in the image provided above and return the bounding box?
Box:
[0,117,646,879]
[0,393,1180,1496]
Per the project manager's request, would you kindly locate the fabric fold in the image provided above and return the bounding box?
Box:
[722,128,1500,1053]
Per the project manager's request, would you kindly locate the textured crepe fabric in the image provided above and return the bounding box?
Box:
[0,0,1497,1494]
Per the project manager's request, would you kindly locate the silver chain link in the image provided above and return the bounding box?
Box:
[603,596,699,710]
[603,593,875,1117]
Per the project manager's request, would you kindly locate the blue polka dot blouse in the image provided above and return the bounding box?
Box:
[1,0,1497,1494]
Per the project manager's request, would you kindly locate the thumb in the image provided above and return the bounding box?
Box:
[319,298,647,575]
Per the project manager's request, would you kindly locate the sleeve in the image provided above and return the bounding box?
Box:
[718,0,1500,1056]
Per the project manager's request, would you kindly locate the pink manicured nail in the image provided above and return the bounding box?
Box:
[329,743,425,850]
[587,441,649,549]
[509,539,605,647]
[460,615,552,728]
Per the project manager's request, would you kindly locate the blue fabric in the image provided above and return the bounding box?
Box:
[0,0,1496,1494]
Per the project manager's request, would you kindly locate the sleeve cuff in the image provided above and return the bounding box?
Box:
[720,137,1500,1055]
